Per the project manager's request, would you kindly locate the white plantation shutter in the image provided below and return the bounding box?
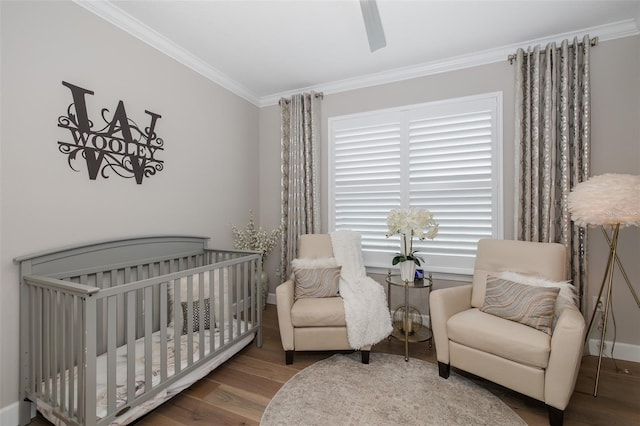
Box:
[329,93,502,274]
[331,112,403,266]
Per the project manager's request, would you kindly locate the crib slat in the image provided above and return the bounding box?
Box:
[76,296,85,423]
[186,274,194,365]
[159,281,168,382]
[198,272,205,361]
[242,261,249,333]
[126,291,136,404]
[67,294,75,420]
[84,294,98,426]
[235,264,241,337]
[43,289,50,401]
[32,286,41,396]
[58,290,67,413]
[209,269,215,355]
[226,267,233,339]
[95,272,104,355]
[217,268,224,348]
[51,290,59,407]
[111,269,124,350]
[107,295,117,413]
[254,259,259,328]
[159,259,168,380]
[173,277,181,375]
[136,265,144,339]
[149,262,161,335]
[144,286,153,392]
[255,259,260,332]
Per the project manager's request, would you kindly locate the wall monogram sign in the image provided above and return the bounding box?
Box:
[58,81,164,184]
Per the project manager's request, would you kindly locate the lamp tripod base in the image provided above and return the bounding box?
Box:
[584,224,640,397]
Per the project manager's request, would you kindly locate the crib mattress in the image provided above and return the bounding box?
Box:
[36,322,255,426]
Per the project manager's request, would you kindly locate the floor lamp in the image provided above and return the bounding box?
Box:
[568,173,640,397]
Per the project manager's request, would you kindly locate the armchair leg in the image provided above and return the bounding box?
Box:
[438,362,450,379]
[546,405,564,426]
[361,350,370,364]
[285,350,294,365]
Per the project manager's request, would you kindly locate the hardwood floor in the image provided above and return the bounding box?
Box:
[31,306,639,426]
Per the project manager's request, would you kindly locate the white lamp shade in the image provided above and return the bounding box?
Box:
[568,173,640,227]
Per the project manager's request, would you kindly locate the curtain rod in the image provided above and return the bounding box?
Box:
[278,92,324,106]
[507,36,599,65]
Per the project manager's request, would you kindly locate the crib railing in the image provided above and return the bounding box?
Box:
[19,248,261,426]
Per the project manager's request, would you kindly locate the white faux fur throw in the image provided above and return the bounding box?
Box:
[330,231,393,349]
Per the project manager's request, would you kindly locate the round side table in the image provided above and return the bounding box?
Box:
[385,271,433,361]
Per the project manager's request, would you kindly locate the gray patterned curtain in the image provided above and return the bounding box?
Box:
[280,92,322,277]
[514,36,592,312]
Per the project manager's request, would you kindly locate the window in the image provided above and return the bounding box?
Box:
[328,93,503,275]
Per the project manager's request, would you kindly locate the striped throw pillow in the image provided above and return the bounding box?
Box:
[293,266,341,299]
[480,278,560,334]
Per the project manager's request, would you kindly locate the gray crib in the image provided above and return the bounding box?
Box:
[16,235,262,426]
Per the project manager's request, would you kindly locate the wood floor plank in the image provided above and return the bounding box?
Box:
[154,393,259,426]
[221,355,299,383]
[199,383,270,422]
[134,412,187,426]
[205,365,283,399]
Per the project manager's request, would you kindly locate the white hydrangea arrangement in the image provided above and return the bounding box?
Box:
[385,207,439,266]
[232,212,282,260]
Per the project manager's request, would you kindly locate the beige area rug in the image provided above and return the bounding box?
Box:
[261,352,527,426]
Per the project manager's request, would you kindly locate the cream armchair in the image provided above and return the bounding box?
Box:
[276,234,371,365]
[430,239,585,426]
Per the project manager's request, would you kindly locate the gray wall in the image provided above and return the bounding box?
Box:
[0,1,259,411]
[259,36,640,348]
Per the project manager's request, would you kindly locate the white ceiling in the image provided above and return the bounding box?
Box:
[78,0,640,106]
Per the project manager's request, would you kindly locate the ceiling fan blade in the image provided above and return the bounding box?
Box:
[359,0,386,52]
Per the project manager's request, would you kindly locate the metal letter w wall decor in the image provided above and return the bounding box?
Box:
[57,81,164,184]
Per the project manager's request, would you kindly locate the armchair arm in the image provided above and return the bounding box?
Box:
[544,306,586,410]
[429,285,472,364]
[276,279,296,351]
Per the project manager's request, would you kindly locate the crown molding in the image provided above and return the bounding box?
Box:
[72,1,638,109]
[259,19,639,107]
[73,0,260,106]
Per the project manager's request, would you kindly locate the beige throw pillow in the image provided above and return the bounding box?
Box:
[494,271,577,323]
[293,266,342,299]
[480,277,560,335]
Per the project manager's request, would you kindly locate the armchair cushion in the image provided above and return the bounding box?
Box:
[480,277,560,334]
[291,297,346,327]
[447,308,552,369]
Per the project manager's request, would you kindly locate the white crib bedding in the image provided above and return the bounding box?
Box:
[36,321,255,426]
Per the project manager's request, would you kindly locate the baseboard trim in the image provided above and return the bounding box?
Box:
[0,402,18,426]
[588,339,640,363]
[0,401,35,426]
[266,292,276,305]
